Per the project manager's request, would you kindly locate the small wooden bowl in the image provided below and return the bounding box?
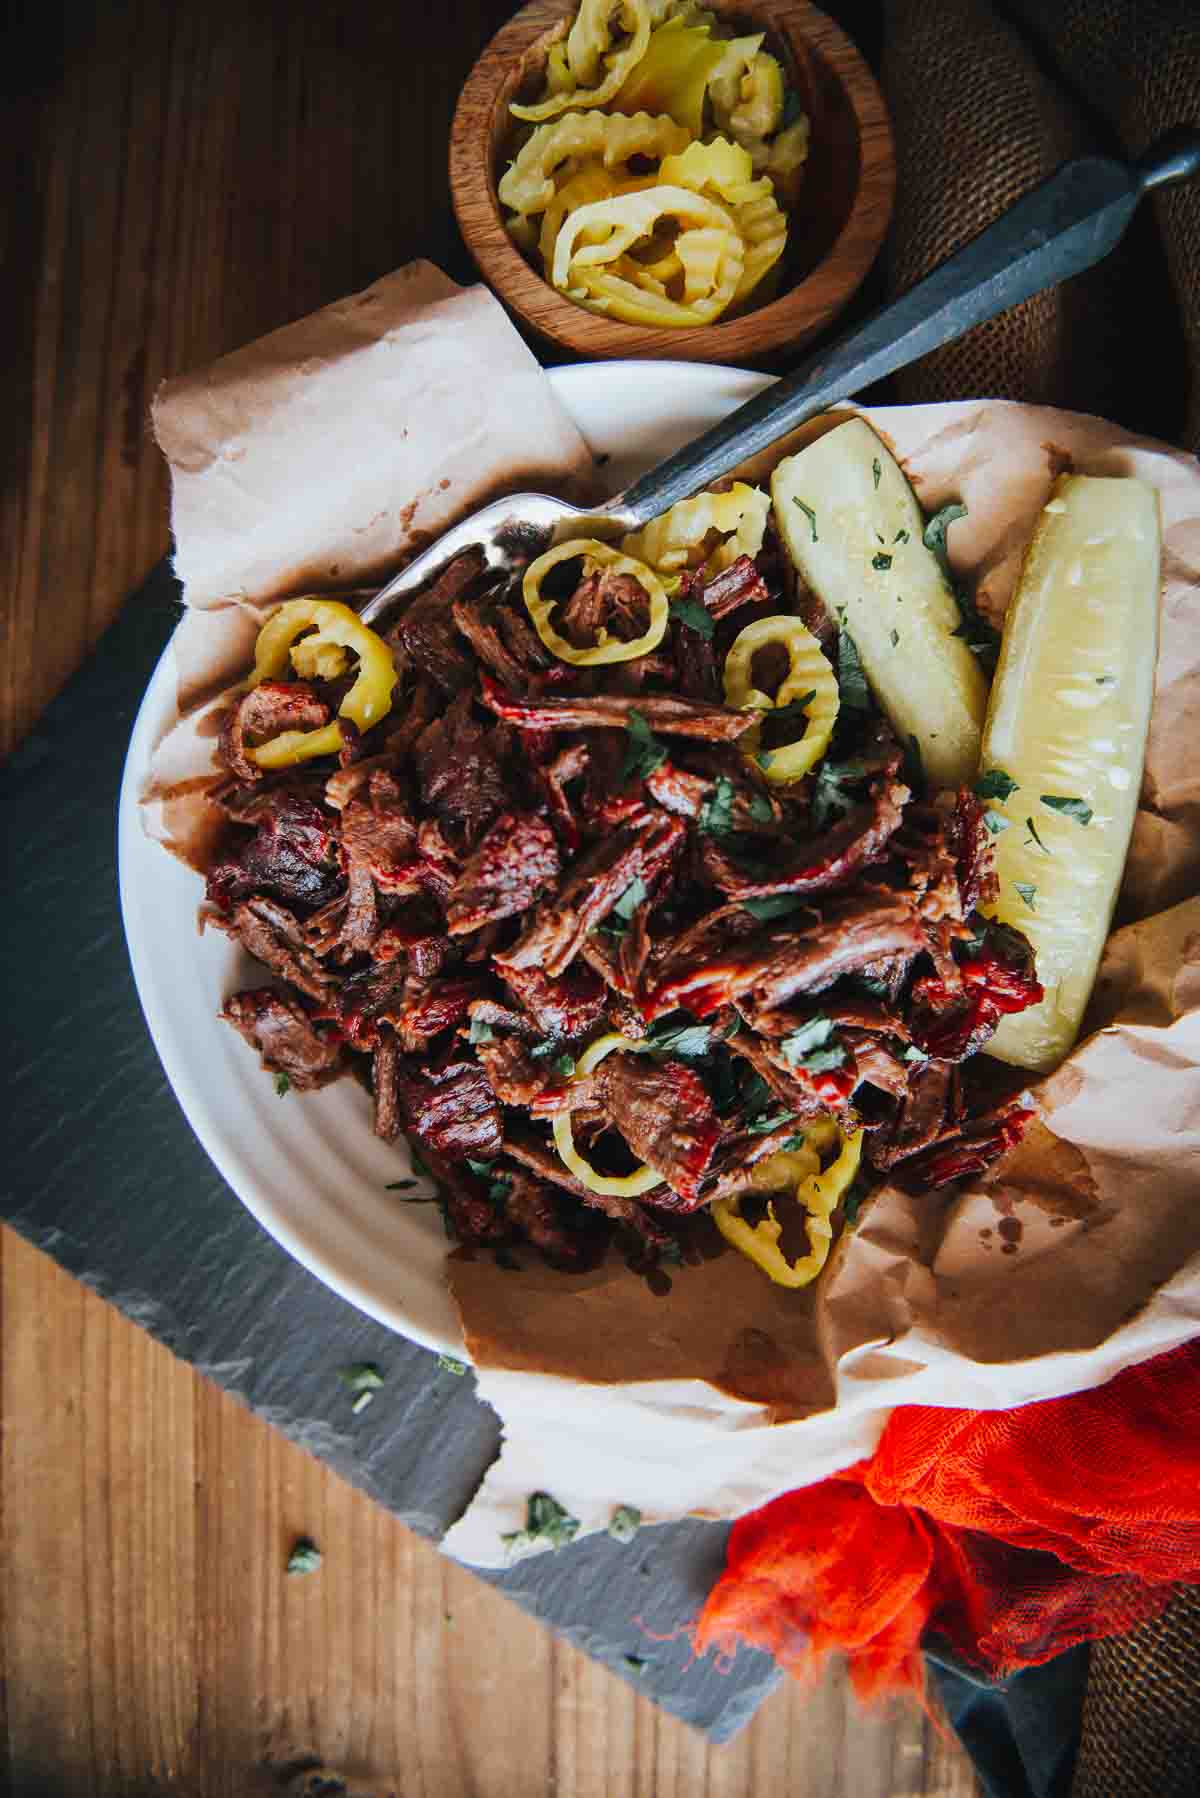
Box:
[450,0,895,363]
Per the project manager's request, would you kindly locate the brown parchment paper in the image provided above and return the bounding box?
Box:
[140,280,1200,1569]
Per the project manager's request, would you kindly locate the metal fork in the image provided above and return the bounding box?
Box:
[359,129,1200,630]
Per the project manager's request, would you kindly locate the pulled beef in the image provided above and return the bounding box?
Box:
[414,690,509,849]
[206,894,336,1003]
[501,1133,671,1239]
[389,550,482,692]
[560,566,650,647]
[479,674,759,742]
[384,680,440,764]
[649,888,926,1020]
[596,1054,721,1208]
[847,1036,911,1102]
[208,791,343,914]
[898,1100,1035,1189]
[220,989,344,1089]
[324,753,393,813]
[727,1031,831,1124]
[393,1050,503,1162]
[538,741,588,851]
[446,811,560,937]
[219,682,331,784]
[947,787,999,917]
[333,961,410,1050]
[499,962,608,1040]
[672,614,719,701]
[340,769,418,885]
[701,775,910,899]
[373,902,450,978]
[687,553,769,622]
[466,996,537,1040]
[477,1036,551,1108]
[910,923,1044,1062]
[499,811,684,978]
[386,974,486,1054]
[869,1057,953,1169]
[502,1172,597,1271]
[372,1032,402,1140]
[646,759,711,818]
[698,1116,818,1205]
[452,588,536,691]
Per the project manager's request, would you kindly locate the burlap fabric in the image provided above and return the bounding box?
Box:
[881,0,1200,448]
[879,4,1200,1787]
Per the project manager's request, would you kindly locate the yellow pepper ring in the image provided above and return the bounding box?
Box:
[246,599,398,769]
[523,541,669,667]
[711,1127,863,1288]
[722,613,840,785]
[552,1033,662,1198]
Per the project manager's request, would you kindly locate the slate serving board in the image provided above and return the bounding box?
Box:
[0,561,780,1740]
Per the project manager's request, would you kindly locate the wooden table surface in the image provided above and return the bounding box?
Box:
[1,3,980,1791]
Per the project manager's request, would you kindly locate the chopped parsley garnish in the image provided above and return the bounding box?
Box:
[890,626,900,647]
[607,1505,642,1543]
[622,1655,648,1676]
[612,875,649,921]
[741,894,808,922]
[385,1178,418,1191]
[853,974,890,1000]
[437,1354,468,1376]
[287,1538,322,1575]
[1041,794,1093,826]
[745,1108,799,1135]
[620,707,668,783]
[274,1071,291,1097]
[778,1015,846,1074]
[468,1017,495,1044]
[983,811,1011,836]
[338,1363,384,1413]
[765,693,816,733]
[923,500,969,573]
[1014,881,1038,911]
[698,775,767,837]
[872,457,882,490]
[1095,674,1116,687]
[502,1491,581,1554]
[810,757,867,832]
[894,528,910,544]
[835,613,870,711]
[466,1158,495,1179]
[792,497,819,542]
[902,1044,929,1063]
[645,1014,714,1058]
[668,595,715,640]
[873,552,893,571]
[902,733,926,800]
[1024,816,1051,854]
[975,768,1019,801]
[532,1040,576,1078]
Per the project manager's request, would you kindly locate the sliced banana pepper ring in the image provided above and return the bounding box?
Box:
[523,539,669,666]
[247,598,397,768]
[499,109,690,216]
[622,479,771,576]
[552,1034,662,1197]
[722,613,840,784]
[511,0,653,123]
[610,12,728,136]
[711,1124,862,1287]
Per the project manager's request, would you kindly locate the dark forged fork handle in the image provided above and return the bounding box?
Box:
[611,127,1200,530]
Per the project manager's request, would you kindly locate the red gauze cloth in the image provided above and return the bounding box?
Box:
[694,1341,1200,1700]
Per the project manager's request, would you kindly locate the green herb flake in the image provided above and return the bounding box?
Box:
[872,457,882,490]
[1014,882,1038,912]
[438,1354,468,1376]
[468,1017,495,1044]
[1041,794,1093,826]
[1024,816,1051,854]
[923,501,969,574]
[337,1363,384,1410]
[983,811,1011,836]
[669,595,715,640]
[756,749,774,771]
[810,757,868,832]
[873,552,893,572]
[975,768,1019,802]
[286,1538,322,1575]
[741,895,807,922]
[385,1178,419,1191]
[836,616,871,711]
[612,875,649,922]
[620,708,668,784]
[622,1655,648,1676]
[778,1016,846,1074]
[890,626,900,647]
[902,1044,929,1064]
[502,1491,581,1555]
[274,1071,291,1097]
[608,1505,642,1544]
[792,497,819,542]
[466,1158,495,1179]
[698,775,739,837]
[894,528,910,544]
[745,1108,799,1136]
[1095,674,1116,687]
[645,1014,712,1058]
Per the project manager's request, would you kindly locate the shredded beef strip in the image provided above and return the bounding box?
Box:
[502,1172,597,1270]
[498,811,685,978]
[726,1031,832,1124]
[697,1116,820,1204]
[451,588,536,691]
[560,567,651,647]
[910,923,1044,1062]
[947,787,999,916]
[208,791,344,914]
[206,894,336,1003]
[385,975,487,1054]
[384,681,440,763]
[388,550,483,693]
[446,811,560,936]
[221,989,345,1089]
[477,1036,550,1108]
[500,1133,671,1239]
[671,615,718,701]
[869,1057,954,1169]
[537,742,588,851]
[846,1036,911,1102]
[219,682,331,784]
[499,961,609,1040]
[479,674,759,742]
[372,1031,403,1140]
[898,1099,1036,1189]
[596,1054,721,1209]
[413,689,509,849]
[685,553,769,622]
[466,996,538,1040]
[700,775,910,899]
[392,1050,503,1162]
[648,889,926,1020]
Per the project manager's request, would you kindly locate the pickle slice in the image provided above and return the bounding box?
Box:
[981,475,1161,1073]
[771,419,988,789]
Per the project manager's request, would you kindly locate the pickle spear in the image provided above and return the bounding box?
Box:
[980,474,1161,1073]
[771,418,988,789]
